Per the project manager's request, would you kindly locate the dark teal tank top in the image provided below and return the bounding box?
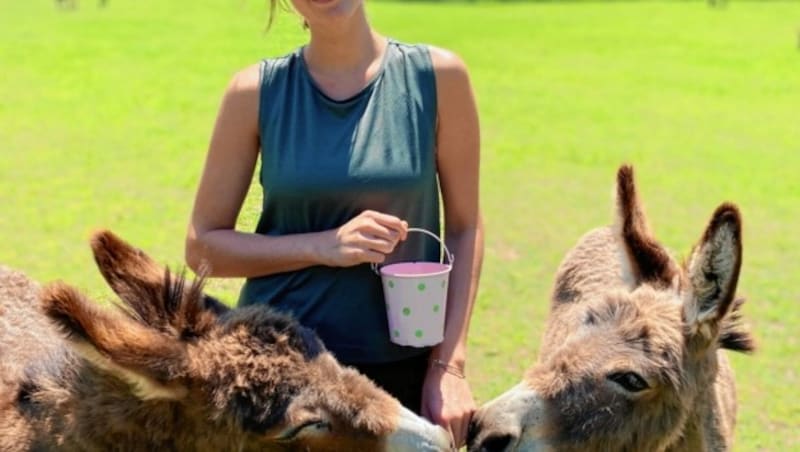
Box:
[238,40,440,363]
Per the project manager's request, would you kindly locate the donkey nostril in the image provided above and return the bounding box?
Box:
[479,433,514,452]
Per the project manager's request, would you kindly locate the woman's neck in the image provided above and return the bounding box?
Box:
[302,12,387,101]
[303,6,384,76]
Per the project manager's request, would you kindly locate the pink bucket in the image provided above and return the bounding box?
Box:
[373,228,453,347]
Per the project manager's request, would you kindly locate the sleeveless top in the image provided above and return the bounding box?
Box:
[238,39,441,364]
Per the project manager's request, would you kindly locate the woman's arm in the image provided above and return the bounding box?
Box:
[421,46,484,448]
[185,65,407,278]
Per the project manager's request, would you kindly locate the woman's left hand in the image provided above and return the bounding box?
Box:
[421,363,476,449]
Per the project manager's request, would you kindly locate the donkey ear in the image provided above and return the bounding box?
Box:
[615,165,678,288]
[41,282,188,400]
[90,229,164,306]
[684,204,743,337]
[89,229,228,334]
[90,229,174,328]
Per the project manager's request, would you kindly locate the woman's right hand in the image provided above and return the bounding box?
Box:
[318,210,408,267]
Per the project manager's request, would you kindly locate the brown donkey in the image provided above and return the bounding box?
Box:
[0,231,453,452]
[468,165,754,452]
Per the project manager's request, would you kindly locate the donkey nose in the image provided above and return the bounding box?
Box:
[478,433,514,452]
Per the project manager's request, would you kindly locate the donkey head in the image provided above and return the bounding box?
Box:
[40,230,452,452]
[468,166,754,452]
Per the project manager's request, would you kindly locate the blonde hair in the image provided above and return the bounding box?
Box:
[267,1,307,30]
[267,0,289,29]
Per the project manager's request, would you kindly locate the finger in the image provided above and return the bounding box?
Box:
[449,421,461,450]
[358,222,401,242]
[340,243,387,265]
[447,425,456,449]
[399,220,409,241]
[453,417,469,449]
[357,234,397,255]
[356,249,386,265]
[421,400,450,439]
[365,211,407,233]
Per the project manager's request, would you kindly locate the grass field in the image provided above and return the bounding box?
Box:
[1,0,798,449]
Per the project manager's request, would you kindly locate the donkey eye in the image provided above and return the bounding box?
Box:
[298,420,332,437]
[276,419,331,440]
[607,372,650,392]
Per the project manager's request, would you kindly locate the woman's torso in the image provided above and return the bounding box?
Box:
[239,39,441,364]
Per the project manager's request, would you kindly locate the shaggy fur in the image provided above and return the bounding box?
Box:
[0,231,450,452]
[469,165,754,452]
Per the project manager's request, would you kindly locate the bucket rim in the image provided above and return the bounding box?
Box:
[371,227,454,276]
[379,262,452,278]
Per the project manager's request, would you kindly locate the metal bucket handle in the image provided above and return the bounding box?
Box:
[370,227,454,275]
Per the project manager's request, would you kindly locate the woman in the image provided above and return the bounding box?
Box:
[185,0,482,447]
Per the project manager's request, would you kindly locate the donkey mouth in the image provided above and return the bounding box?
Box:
[386,405,454,452]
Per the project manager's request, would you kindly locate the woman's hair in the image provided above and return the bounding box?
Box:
[267,0,289,29]
[268,0,309,31]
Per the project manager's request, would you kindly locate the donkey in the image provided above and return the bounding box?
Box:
[0,230,453,451]
[468,165,754,452]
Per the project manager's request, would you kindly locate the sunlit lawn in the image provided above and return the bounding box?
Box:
[1,0,798,449]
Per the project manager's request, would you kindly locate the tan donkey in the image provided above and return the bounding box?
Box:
[0,231,453,452]
[468,165,754,452]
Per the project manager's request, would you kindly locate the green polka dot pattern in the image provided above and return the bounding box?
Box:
[379,266,450,347]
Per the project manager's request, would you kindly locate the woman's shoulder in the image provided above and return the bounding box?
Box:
[387,40,470,81]
[426,45,470,79]
[226,62,262,95]
[225,49,301,95]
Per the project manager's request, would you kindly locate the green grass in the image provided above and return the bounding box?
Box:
[2,0,799,449]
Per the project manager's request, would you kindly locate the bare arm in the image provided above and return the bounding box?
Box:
[421,46,484,448]
[185,65,407,277]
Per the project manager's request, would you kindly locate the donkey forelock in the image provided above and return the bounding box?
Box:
[91,230,227,339]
